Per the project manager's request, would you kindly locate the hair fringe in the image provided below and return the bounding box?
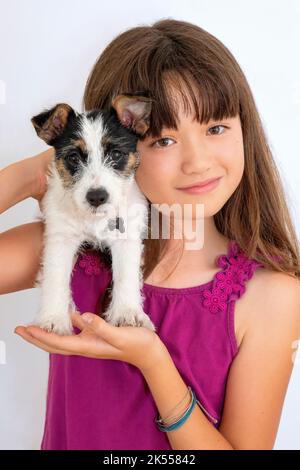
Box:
[82,18,300,281]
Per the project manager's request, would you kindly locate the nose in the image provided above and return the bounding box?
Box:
[181,136,212,175]
[86,187,109,207]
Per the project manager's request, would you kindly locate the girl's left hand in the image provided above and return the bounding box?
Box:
[14,312,167,373]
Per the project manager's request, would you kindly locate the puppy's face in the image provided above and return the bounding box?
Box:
[31,94,152,215]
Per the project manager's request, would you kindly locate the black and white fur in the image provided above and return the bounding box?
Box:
[31,94,155,335]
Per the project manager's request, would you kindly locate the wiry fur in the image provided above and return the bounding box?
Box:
[31,95,155,334]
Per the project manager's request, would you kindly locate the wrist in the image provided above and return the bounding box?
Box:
[22,149,53,201]
[16,157,37,200]
[25,152,50,200]
[139,335,171,375]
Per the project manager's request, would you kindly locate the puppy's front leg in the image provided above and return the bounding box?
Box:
[34,237,79,335]
[103,239,155,331]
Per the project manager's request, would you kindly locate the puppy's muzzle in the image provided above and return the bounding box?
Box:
[86,187,109,207]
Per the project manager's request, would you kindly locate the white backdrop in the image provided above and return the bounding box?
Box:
[0,0,299,450]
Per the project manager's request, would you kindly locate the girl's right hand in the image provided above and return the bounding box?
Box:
[29,148,54,209]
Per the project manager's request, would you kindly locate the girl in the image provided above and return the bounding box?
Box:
[1,18,300,450]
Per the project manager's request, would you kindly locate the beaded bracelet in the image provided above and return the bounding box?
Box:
[155,387,199,432]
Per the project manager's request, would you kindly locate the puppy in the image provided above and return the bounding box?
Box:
[31,93,155,335]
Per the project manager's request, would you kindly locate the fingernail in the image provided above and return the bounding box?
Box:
[82,313,93,324]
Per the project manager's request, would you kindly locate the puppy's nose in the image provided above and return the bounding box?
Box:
[86,187,109,207]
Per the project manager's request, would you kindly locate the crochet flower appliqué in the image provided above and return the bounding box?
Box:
[201,241,263,314]
[78,252,101,276]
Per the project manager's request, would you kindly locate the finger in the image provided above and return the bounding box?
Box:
[70,311,88,331]
[81,313,122,346]
[24,324,83,353]
[14,326,67,354]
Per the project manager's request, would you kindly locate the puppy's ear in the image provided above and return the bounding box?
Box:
[111,94,152,136]
[31,103,76,145]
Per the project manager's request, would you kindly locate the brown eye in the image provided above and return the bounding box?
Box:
[151,137,175,148]
[208,125,227,136]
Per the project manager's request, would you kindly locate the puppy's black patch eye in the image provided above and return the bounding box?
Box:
[67,152,80,165]
[110,150,124,159]
[107,149,127,171]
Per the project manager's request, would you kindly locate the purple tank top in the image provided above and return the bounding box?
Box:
[41,240,262,450]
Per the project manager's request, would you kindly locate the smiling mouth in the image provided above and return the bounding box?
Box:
[177,177,223,190]
[177,177,223,194]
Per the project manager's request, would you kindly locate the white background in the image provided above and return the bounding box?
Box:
[0,0,299,450]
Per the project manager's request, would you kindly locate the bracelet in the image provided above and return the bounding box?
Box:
[155,387,199,432]
[157,387,193,426]
[156,386,191,424]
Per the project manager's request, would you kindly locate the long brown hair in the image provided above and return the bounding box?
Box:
[82,18,300,280]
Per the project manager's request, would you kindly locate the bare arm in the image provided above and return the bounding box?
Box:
[0,148,54,294]
[0,148,53,214]
[218,273,300,449]
[141,272,300,450]
[0,222,45,294]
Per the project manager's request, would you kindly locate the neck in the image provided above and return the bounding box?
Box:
[161,215,229,271]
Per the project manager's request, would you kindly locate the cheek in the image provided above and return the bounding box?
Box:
[221,137,244,187]
[135,160,160,200]
[135,155,174,204]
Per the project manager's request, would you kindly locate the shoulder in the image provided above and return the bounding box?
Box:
[235,269,300,345]
[220,270,300,449]
[236,269,300,349]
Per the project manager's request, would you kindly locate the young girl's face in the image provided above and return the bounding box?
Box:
[135,102,244,219]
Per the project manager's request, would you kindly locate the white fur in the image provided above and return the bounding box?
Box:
[32,115,155,335]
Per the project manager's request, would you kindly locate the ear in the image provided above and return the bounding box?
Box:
[31,103,76,145]
[111,94,152,136]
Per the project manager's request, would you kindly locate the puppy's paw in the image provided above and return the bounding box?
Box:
[33,313,73,336]
[103,306,156,332]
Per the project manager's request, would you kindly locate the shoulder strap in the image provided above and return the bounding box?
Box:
[201,240,263,314]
